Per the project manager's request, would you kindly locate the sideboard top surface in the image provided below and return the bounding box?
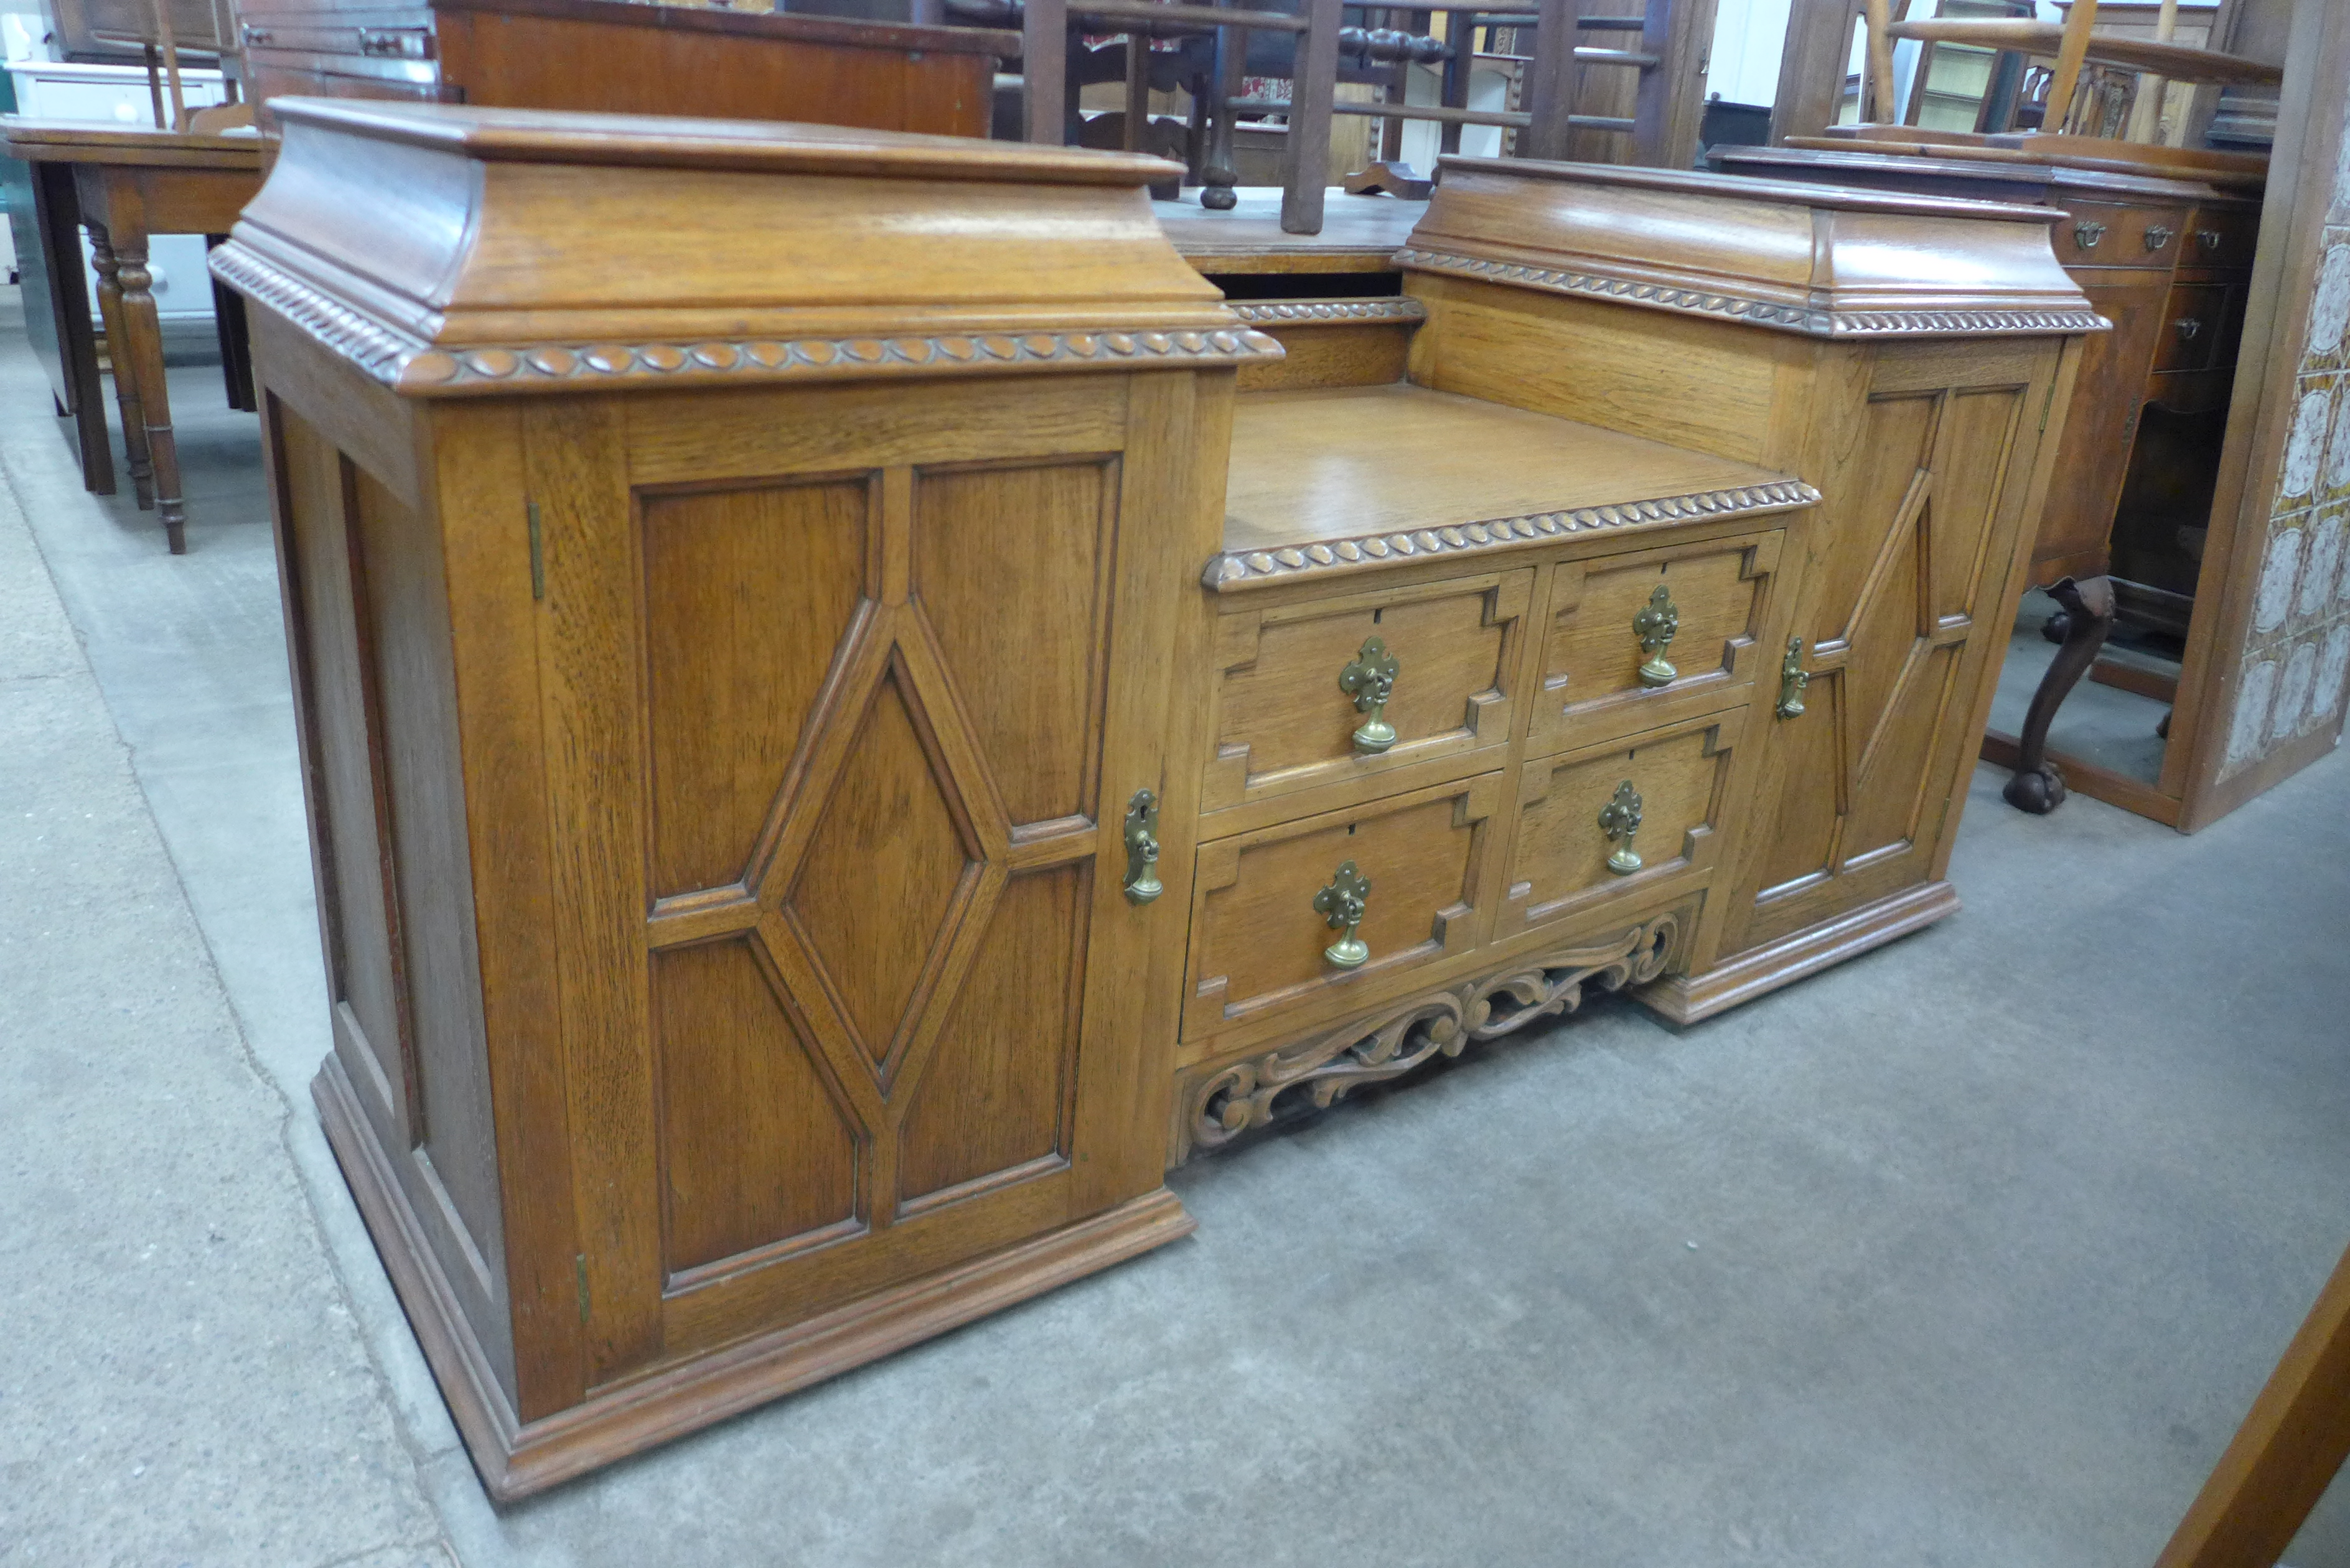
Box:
[1210,385,1815,590]
[215,99,1271,397]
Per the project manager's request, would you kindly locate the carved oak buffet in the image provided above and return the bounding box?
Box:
[217,106,2095,1495]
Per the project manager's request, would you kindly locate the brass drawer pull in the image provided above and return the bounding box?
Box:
[1122,788,1163,905]
[2145,224,2174,252]
[2074,220,2105,249]
[2175,317,2203,342]
[2198,228,2224,253]
[1777,637,1809,719]
[1632,582,1679,687]
[1313,860,1371,968]
[1339,635,1400,754]
[1598,780,1644,875]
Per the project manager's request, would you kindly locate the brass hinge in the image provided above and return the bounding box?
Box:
[574,1253,589,1324]
[528,501,545,602]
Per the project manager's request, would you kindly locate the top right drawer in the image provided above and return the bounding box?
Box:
[1527,528,1786,755]
[2181,204,2261,272]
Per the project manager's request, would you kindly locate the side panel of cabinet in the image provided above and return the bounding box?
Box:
[2029,273,2170,580]
[523,374,1209,1384]
[266,385,520,1407]
[1718,339,2062,958]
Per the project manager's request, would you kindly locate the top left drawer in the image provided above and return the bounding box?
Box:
[1201,568,1532,817]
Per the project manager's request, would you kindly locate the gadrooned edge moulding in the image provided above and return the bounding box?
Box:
[1204,480,1825,590]
[209,244,1285,397]
[1393,247,2112,340]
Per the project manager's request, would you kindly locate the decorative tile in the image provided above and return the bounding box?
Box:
[2273,640,2318,741]
[2311,238,2350,364]
[2282,382,2334,501]
[2256,525,2305,634]
[2302,511,2345,621]
[2226,656,2279,767]
[2314,625,2350,729]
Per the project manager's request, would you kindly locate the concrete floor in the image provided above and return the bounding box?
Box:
[6,304,2350,1567]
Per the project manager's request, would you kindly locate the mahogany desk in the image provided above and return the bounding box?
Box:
[0,119,262,553]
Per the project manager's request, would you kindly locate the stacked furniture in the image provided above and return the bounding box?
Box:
[215,100,2095,1495]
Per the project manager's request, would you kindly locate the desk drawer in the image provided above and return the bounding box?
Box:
[1497,709,1746,940]
[2155,283,2232,373]
[1203,569,1530,815]
[1527,529,1782,754]
[2183,205,2260,271]
[1182,773,1505,1040]
[2055,200,2190,269]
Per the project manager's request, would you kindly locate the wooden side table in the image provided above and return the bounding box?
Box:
[0,120,263,553]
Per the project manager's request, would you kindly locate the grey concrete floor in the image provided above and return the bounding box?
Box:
[6,302,2350,1567]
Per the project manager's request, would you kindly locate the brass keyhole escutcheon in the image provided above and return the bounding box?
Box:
[1339,635,1400,754]
[1777,636,1810,719]
[1313,859,1372,969]
[1632,582,1679,688]
[1122,788,1163,905]
[2074,220,2105,249]
[1598,780,1644,876]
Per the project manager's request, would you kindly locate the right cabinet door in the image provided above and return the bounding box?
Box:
[1716,339,2063,959]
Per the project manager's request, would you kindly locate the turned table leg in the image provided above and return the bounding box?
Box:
[2003,574,2115,814]
[86,223,154,510]
[108,230,189,553]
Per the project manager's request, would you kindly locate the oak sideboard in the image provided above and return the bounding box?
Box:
[215,102,2095,1496]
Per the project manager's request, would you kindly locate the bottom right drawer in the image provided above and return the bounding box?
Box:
[1497,707,1748,940]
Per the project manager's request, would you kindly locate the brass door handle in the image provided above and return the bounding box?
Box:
[1777,637,1810,719]
[1339,635,1400,754]
[1313,860,1371,968]
[2074,220,2105,249]
[1632,581,1679,687]
[2145,224,2174,251]
[1598,781,1644,875]
[1122,788,1163,904]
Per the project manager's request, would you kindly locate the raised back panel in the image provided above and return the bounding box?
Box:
[655,938,861,1278]
[273,403,413,1141]
[642,478,871,898]
[911,459,1116,831]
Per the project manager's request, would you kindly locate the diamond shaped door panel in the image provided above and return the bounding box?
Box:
[642,479,870,898]
[615,378,1192,1337]
[912,460,1115,833]
[655,940,864,1280]
[783,665,983,1078]
[1731,366,2032,950]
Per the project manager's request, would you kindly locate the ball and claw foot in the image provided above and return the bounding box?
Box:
[2002,764,2066,814]
[1200,183,1237,212]
[2041,609,2071,643]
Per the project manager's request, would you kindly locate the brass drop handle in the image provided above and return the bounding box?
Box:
[1122,788,1163,905]
[2198,228,2223,253]
[2074,220,2105,249]
[1632,581,1680,688]
[2175,317,2203,342]
[1598,780,1644,876]
[1777,636,1810,719]
[2145,223,2174,252]
[1339,635,1400,754]
[1313,860,1372,969]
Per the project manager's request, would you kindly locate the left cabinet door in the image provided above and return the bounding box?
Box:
[522,375,1202,1389]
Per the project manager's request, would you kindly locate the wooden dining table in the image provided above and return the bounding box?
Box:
[1,119,263,553]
